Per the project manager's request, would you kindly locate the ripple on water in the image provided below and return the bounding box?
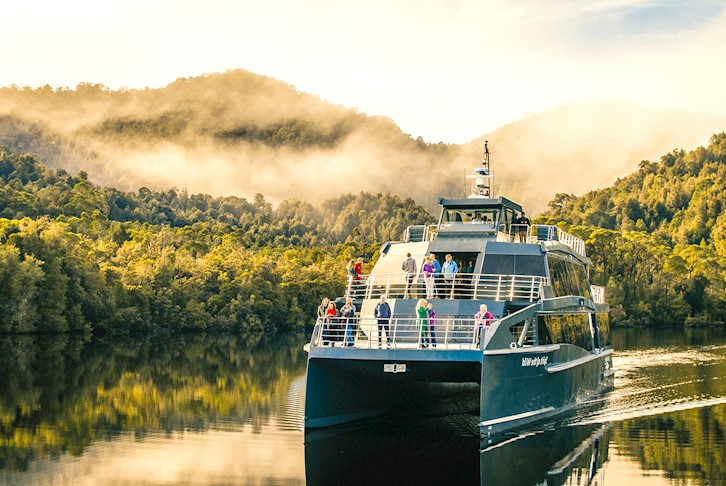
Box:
[564,344,726,427]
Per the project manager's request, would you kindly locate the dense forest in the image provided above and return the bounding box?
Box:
[540,133,726,326]
[0,146,431,335]
[2,133,726,334]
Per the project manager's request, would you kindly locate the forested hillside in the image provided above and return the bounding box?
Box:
[0,146,432,335]
[0,70,463,213]
[540,133,726,326]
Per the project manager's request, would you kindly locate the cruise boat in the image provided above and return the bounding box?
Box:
[304,142,613,436]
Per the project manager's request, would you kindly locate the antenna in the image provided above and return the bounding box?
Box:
[467,140,492,198]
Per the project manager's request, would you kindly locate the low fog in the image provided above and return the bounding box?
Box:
[0,71,724,216]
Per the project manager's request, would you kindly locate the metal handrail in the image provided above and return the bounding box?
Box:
[346,272,547,302]
[590,285,606,304]
[310,316,495,351]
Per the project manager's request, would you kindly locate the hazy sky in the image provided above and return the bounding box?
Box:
[2,0,726,143]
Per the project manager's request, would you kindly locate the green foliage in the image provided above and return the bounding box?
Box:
[541,134,726,326]
[0,146,433,335]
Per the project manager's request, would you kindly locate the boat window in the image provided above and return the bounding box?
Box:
[537,317,553,345]
[596,312,611,346]
[481,254,514,275]
[547,255,592,299]
[442,209,499,226]
[515,256,546,276]
[542,314,593,351]
[481,254,546,276]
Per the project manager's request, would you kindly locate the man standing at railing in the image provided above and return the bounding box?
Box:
[374,295,392,347]
[442,254,458,299]
[515,212,531,243]
[402,252,417,299]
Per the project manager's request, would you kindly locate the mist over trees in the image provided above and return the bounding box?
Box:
[1,70,724,216]
[0,146,432,335]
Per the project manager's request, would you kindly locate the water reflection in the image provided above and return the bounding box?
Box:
[0,333,307,474]
[1,329,726,485]
[304,417,610,486]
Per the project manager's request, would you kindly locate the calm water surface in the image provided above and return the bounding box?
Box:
[1,328,725,485]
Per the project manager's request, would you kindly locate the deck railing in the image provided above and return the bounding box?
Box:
[346,273,547,302]
[591,285,605,304]
[310,316,494,351]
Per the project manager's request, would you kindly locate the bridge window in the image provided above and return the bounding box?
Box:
[542,314,593,351]
[547,255,592,299]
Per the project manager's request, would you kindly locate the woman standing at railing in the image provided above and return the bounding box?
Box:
[422,256,436,299]
[325,301,339,345]
[474,304,494,347]
[416,299,431,348]
[427,302,437,348]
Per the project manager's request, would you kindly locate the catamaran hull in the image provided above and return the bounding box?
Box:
[480,345,613,435]
[304,346,613,434]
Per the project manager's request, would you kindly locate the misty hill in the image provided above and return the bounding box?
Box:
[1,70,725,214]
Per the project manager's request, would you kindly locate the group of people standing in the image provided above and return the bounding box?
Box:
[345,257,363,281]
[317,296,358,346]
[317,294,494,349]
[404,252,467,299]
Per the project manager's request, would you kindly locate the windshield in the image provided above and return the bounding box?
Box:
[442,209,499,226]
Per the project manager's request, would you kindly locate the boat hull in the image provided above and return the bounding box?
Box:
[304,345,613,434]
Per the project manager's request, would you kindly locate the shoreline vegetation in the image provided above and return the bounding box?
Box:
[2,135,726,335]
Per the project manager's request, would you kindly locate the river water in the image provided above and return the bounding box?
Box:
[0,328,724,485]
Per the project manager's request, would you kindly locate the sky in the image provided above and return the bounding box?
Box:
[2,0,726,144]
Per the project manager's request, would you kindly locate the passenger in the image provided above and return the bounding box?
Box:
[340,298,357,347]
[354,257,363,280]
[442,254,458,298]
[326,301,339,345]
[466,261,475,298]
[422,256,436,299]
[374,294,392,347]
[427,302,437,348]
[317,297,330,345]
[472,213,484,224]
[515,211,531,242]
[346,259,357,280]
[401,252,417,299]
[474,304,494,347]
[416,299,430,348]
[317,297,330,320]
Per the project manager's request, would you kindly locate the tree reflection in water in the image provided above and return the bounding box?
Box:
[0,333,307,471]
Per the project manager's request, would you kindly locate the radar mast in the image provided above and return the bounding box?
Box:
[467,140,492,198]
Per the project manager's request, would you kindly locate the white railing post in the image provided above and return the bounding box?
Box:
[391,317,397,349]
[444,319,450,350]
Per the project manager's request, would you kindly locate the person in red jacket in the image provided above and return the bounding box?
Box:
[354,257,363,280]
